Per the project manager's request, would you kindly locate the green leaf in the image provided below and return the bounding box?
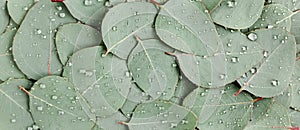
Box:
[12,0,76,80]
[7,0,34,24]
[128,38,178,100]
[218,27,264,84]
[55,23,102,65]
[29,76,95,130]
[0,0,9,34]
[155,0,220,56]
[183,84,253,130]
[102,2,158,59]
[244,101,292,130]
[290,110,300,128]
[211,0,264,29]
[238,29,296,97]
[0,30,25,81]
[170,75,197,105]
[290,61,300,110]
[63,0,107,29]
[270,0,300,44]
[63,46,131,117]
[0,79,34,130]
[125,100,198,130]
[96,112,129,130]
[249,4,293,31]
[201,0,222,11]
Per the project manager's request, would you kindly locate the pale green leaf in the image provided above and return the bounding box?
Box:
[12,0,76,80]
[0,30,25,81]
[7,0,34,24]
[128,38,178,100]
[290,61,300,110]
[170,75,197,105]
[211,0,264,29]
[0,79,34,130]
[0,0,9,34]
[201,0,222,11]
[102,2,158,59]
[63,46,131,117]
[96,112,129,130]
[55,23,102,65]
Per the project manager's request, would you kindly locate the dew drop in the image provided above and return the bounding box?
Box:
[59,13,65,18]
[112,26,117,31]
[37,106,43,111]
[231,57,239,63]
[10,119,16,123]
[263,51,268,58]
[271,80,279,86]
[247,33,258,41]
[39,84,46,89]
[219,74,226,80]
[84,0,93,6]
[227,1,237,8]
[51,95,58,100]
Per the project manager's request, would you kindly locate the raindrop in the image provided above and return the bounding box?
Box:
[112,26,117,31]
[59,13,66,18]
[250,68,257,74]
[10,119,16,123]
[227,1,237,8]
[51,95,58,100]
[56,6,62,11]
[219,74,226,80]
[181,119,188,124]
[37,106,43,111]
[84,0,93,6]
[271,80,279,86]
[231,57,239,63]
[247,33,258,41]
[170,123,177,128]
[39,84,46,88]
[263,51,268,58]
[35,29,42,35]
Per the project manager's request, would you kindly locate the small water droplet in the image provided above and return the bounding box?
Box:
[263,51,268,58]
[231,57,239,63]
[112,26,117,31]
[37,106,43,111]
[271,80,279,86]
[227,1,237,8]
[84,0,93,6]
[51,95,58,100]
[39,84,46,88]
[59,13,65,18]
[35,29,42,34]
[247,33,258,41]
[219,74,226,80]
[10,119,16,123]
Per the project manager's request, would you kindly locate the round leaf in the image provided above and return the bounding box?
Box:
[0,0,9,33]
[12,0,76,80]
[7,0,34,24]
[55,23,102,65]
[128,39,178,100]
[63,0,107,29]
[0,30,25,81]
[211,0,264,29]
[238,29,296,97]
[126,100,198,130]
[102,2,158,59]
[63,46,131,117]
[29,76,94,130]
[0,79,33,130]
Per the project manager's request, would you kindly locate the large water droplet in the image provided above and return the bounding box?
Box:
[247,33,258,41]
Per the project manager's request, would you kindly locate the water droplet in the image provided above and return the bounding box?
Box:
[271,80,279,86]
[231,57,239,63]
[170,123,177,128]
[59,13,65,18]
[247,33,258,41]
[219,74,226,80]
[181,119,188,124]
[112,26,117,31]
[263,51,268,58]
[35,29,42,34]
[273,35,278,40]
[10,119,16,123]
[84,0,93,6]
[56,6,62,11]
[250,68,257,74]
[172,63,177,67]
[227,1,237,8]
[51,95,58,100]
[241,46,248,51]
[58,111,65,115]
[267,24,274,29]
[39,84,46,88]
[37,106,43,111]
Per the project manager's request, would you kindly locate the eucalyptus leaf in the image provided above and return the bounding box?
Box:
[0,30,25,81]
[128,38,178,100]
[249,4,293,31]
[63,46,131,117]
[238,29,296,97]
[183,84,253,129]
[290,110,300,128]
[244,101,292,130]
[55,23,102,65]
[12,0,76,80]
[170,75,197,105]
[0,0,9,34]
[290,61,300,110]
[0,79,34,130]
[211,0,264,29]
[7,0,34,24]
[201,0,222,11]
[29,76,95,130]
[270,0,300,44]
[102,2,158,59]
[63,0,107,29]
[96,112,129,130]
[125,100,197,130]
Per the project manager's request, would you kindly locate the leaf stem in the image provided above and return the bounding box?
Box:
[19,86,31,96]
[118,121,128,125]
[253,97,263,102]
[233,89,242,97]
[150,0,163,8]
[296,56,300,61]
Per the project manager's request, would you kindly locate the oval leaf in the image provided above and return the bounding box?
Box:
[102,2,158,59]
[128,38,178,100]
[12,0,76,80]
[238,29,296,97]
[7,0,34,24]
[0,0,9,33]
[211,0,264,29]
[125,100,198,130]
[63,46,131,117]
[0,79,33,130]
[55,23,102,65]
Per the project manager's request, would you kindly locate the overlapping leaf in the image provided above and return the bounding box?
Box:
[0,79,33,130]
[211,0,264,29]
[0,0,9,34]
[128,38,178,100]
[201,0,222,11]
[124,100,198,130]
[63,46,131,117]
[55,23,102,65]
[183,84,253,129]
[170,76,197,105]
[290,61,300,110]
[12,0,76,80]
[102,2,158,59]
[29,76,95,130]
[238,29,296,97]
[0,30,25,81]
[7,0,34,24]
